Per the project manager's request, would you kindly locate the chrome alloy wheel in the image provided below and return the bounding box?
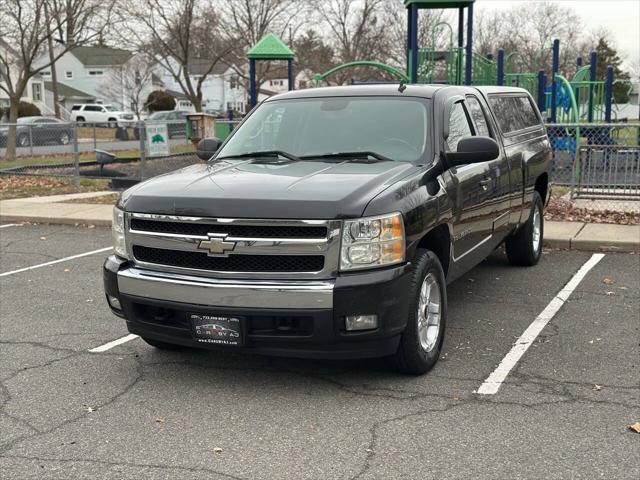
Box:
[532,206,541,253]
[417,273,441,352]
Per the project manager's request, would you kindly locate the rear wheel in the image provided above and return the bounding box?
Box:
[141,337,184,350]
[506,191,543,266]
[108,118,117,129]
[58,132,70,145]
[76,116,85,126]
[392,249,447,375]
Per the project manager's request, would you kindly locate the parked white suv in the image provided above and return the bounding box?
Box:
[70,104,134,127]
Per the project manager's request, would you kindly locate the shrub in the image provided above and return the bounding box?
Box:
[145,90,176,113]
[0,101,42,120]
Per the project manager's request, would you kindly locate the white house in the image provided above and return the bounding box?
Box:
[0,38,47,116]
[155,59,247,114]
[34,46,145,116]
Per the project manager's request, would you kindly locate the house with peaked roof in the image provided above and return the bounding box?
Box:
[0,38,47,115]
[33,45,150,116]
[154,58,247,114]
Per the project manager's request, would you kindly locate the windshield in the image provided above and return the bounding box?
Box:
[217,97,429,163]
[104,106,118,112]
[148,112,166,120]
[17,117,33,124]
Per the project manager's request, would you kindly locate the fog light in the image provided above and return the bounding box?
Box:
[345,314,378,331]
[107,295,122,311]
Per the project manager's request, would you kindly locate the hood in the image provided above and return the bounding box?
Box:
[120,158,419,219]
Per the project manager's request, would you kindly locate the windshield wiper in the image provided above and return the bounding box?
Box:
[215,150,302,162]
[299,151,392,162]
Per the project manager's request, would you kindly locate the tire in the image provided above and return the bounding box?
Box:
[108,118,117,129]
[59,131,71,145]
[141,336,184,350]
[392,249,447,375]
[17,133,30,147]
[76,116,85,126]
[506,191,544,266]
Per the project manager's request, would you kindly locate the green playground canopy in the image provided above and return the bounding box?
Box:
[247,33,294,60]
[404,0,475,7]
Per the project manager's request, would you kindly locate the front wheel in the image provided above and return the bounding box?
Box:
[392,249,447,375]
[59,132,71,145]
[505,191,543,266]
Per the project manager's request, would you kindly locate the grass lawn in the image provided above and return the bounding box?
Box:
[0,175,111,200]
[0,144,195,170]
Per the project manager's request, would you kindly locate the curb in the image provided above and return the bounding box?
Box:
[543,238,639,252]
[0,215,111,228]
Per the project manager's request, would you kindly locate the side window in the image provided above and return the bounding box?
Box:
[516,96,540,129]
[488,95,540,134]
[447,102,473,151]
[465,96,491,137]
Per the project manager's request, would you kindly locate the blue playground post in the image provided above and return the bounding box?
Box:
[497,49,504,86]
[550,39,560,123]
[287,58,293,91]
[588,51,597,122]
[464,2,473,85]
[605,65,614,122]
[410,3,418,83]
[249,58,257,108]
[537,70,546,113]
[458,7,464,85]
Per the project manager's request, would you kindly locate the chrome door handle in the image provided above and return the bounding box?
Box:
[479,178,492,190]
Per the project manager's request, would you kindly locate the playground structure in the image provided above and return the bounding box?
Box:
[308,0,625,127]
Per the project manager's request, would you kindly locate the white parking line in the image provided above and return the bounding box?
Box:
[476,253,605,395]
[89,334,139,353]
[0,223,21,229]
[0,247,112,277]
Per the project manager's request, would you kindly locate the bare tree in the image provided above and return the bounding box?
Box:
[311,0,393,84]
[102,54,156,120]
[117,0,231,112]
[0,0,111,161]
[218,0,307,94]
[474,2,584,74]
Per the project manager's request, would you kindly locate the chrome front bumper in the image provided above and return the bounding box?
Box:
[117,267,335,309]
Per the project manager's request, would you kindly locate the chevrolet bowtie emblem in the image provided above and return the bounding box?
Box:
[198,234,236,256]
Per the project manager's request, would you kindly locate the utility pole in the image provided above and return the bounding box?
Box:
[44,2,61,119]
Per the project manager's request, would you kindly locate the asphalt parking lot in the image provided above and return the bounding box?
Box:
[1,223,638,480]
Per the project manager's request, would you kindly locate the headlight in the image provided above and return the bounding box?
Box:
[340,212,405,271]
[112,207,128,258]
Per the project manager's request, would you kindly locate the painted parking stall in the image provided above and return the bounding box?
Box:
[1,224,638,479]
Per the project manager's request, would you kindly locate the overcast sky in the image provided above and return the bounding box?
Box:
[476,0,640,72]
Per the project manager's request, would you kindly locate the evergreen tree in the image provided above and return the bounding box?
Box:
[594,36,632,103]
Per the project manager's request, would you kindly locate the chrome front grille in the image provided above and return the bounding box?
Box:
[126,213,341,279]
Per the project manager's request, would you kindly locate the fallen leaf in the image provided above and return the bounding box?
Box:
[40,236,47,240]
[63,268,70,272]
[213,447,223,454]
[603,277,615,285]
[155,417,166,423]
[628,422,640,434]
[605,291,615,296]
[592,384,602,391]
[85,406,96,413]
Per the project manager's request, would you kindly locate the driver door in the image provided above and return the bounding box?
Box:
[442,100,497,268]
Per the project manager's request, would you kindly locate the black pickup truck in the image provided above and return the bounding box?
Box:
[104,84,551,374]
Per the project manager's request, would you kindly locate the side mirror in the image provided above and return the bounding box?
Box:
[445,136,499,167]
[196,137,221,160]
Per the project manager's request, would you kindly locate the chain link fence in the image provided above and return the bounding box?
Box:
[2,117,638,213]
[0,119,241,186]
[547,123,639,213]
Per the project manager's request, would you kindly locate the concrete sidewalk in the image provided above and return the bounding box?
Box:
[1,192,639,251]
[0,192,113,227]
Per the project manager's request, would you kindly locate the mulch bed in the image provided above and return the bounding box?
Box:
[545,196,639,225]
